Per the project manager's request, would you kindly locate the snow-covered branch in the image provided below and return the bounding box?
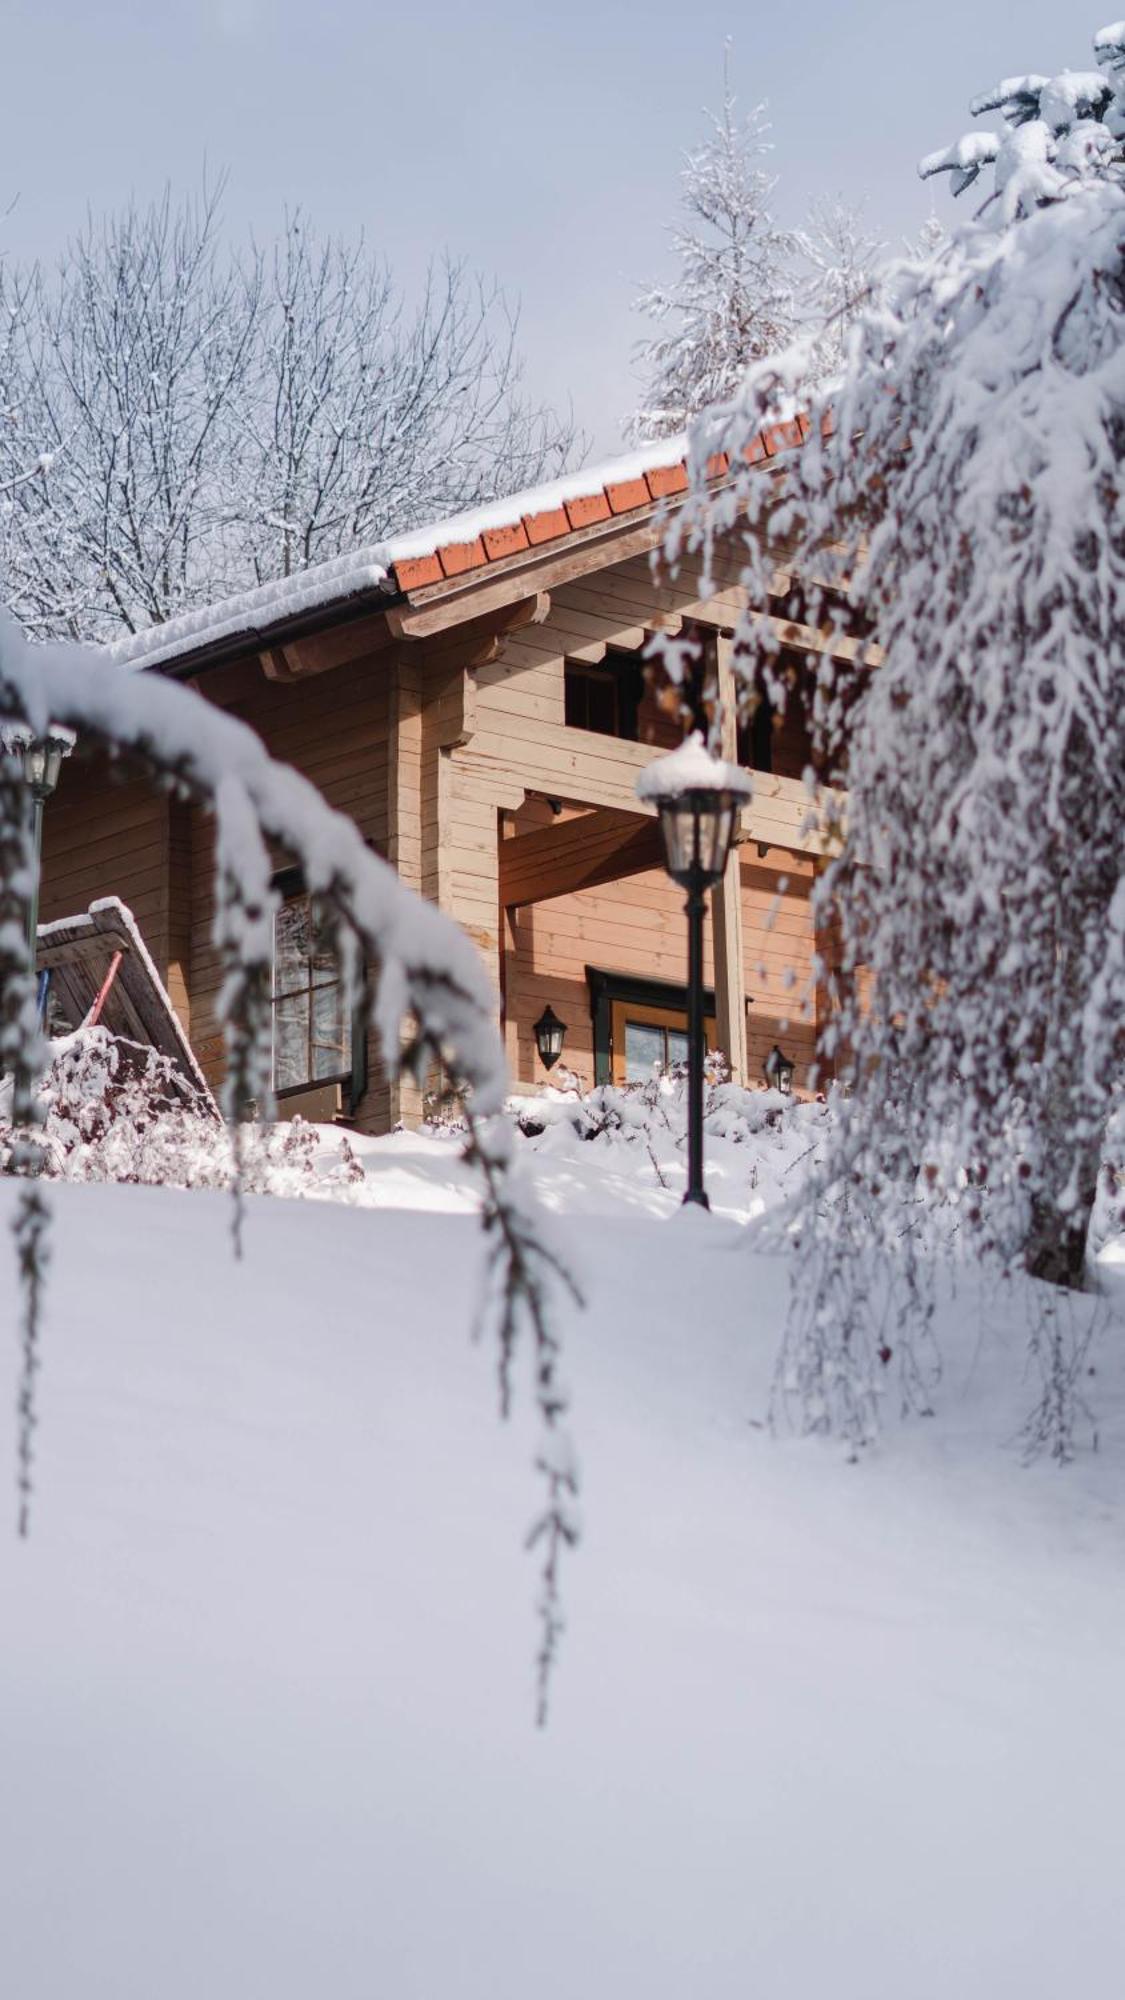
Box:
[0,615,578,1701]
[671,21,1125,1448]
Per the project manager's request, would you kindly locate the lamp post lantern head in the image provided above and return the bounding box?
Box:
[533,1003,567,1072]
[765,1043,796,1096]
[3,723,76,803]
[636,733,753,892]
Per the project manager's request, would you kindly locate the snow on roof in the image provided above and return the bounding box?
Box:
[105,419,808,679]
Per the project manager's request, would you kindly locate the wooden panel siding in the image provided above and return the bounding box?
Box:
[185,648,393,1129]
[469,555,839,856]
[505,854,818,1094]
[40,751,173,982]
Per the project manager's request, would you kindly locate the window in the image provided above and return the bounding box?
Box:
[610,997,717,1083]
[564,653,642,739]
[585,972,721,1086]
[272,891,352,1095]
[735,649,816,779]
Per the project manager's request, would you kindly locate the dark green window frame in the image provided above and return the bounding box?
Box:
[585,967,718,1087]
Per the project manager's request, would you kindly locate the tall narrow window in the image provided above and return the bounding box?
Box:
[272,892,352,1095]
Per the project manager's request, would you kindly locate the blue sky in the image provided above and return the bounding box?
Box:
[6,0,1082,453]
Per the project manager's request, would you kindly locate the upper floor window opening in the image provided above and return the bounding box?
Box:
[564,651,643,740]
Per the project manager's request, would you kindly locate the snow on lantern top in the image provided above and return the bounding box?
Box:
[635,732,753,804]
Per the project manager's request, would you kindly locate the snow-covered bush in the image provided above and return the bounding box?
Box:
[0,1028,363,1197]
[669,22,1125,1450]
[514,1068,805,1145]
[510,1067,829,1207]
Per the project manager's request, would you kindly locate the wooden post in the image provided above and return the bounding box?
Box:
[386,656,426,1130]
[711,633,748,1083]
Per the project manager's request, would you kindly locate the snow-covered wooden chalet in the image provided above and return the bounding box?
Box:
[38,427,843,1127]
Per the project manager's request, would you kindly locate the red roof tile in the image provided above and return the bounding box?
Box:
[389,421,813,597]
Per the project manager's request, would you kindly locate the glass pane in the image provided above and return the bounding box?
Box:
[274,891,350,1086]
[274,991,309,1091]
[274,898,313,997]
[309,903,338,987]
[666,1028,689,1067]
[624,1019,665,1082]
[310,945,337,989]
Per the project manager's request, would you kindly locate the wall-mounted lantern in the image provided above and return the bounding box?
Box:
[765,1043,796,1096]
[533,1004,567,1072]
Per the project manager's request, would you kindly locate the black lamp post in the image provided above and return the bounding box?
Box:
[2,725,76,962]
[533,1003,567,1072]
[639,737,752,1208]
[765,1043,796,1096]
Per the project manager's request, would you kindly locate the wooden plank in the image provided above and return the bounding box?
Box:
[258,610,397,681]
[500,807,663,908]
[36,900,207,1093]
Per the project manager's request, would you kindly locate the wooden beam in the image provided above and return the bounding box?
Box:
[766,611,883,667]
[387,588,550,644]
[500,806,663,909]
[711,633,749,1083]
[259,611,397,681]
[386,656,426,1129]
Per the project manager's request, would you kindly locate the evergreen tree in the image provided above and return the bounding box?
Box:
[795,195,886,382]
[629,71,795,440]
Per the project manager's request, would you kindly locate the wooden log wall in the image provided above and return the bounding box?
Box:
[185,651,393,1131]
[40,750,174,990]
[503,853,819,1094]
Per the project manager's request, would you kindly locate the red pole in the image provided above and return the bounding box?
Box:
[85,950,123,1029]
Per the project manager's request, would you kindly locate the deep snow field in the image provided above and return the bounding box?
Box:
[2,1121,1123,1999]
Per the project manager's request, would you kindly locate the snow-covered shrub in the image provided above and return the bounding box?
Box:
[513,1069,801,1145]
[510,1068,830,1211]
[0,1028,363,1197]
[669,23,1125,1451]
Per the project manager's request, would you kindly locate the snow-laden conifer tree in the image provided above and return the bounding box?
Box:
[672,22,1125,1451]
[628,71,795,440]
[794,195,886,382]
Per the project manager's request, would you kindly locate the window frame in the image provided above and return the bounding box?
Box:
[610,996,717,1085]
[271,867,368,1112]
[563,651,643,741]
[585,967,718,1087]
